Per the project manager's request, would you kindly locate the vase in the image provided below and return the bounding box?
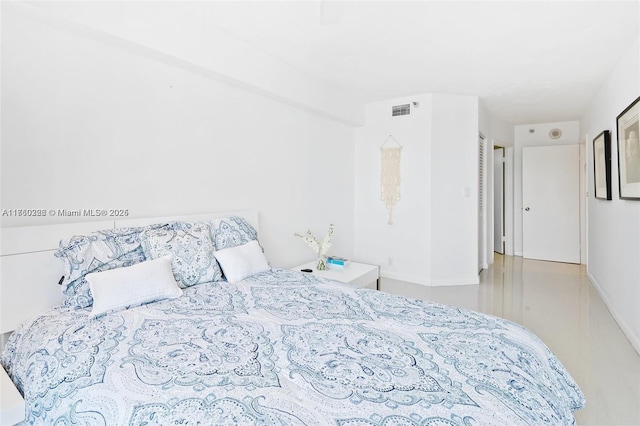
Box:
[316,256,327,270]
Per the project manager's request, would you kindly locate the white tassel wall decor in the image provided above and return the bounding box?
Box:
[380,135,402,224]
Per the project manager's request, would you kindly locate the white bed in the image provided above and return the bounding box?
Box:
[0,211,585,425]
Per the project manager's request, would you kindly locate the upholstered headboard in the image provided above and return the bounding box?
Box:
[0,210,258,334]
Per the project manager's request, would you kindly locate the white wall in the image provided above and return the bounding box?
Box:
[513,121,582,258]
[0,3,356,268]
[581,35,640,354]
[479,102,514,264]
[354,95,432,284]
[479,102,516,263]
[354,93,479,286]
[430,94,479,285]
[490,117,515,148]
[8,2,364,126]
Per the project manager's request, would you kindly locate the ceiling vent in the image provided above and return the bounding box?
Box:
[392,104,411,117]
[549,128,563,139]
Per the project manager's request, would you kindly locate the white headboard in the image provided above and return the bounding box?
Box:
[0,210,258,334]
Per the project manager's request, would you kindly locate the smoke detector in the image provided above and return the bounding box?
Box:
[549,128,563,139]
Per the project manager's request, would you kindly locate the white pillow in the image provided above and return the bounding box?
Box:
[87,255,182,317]
[213,240,270,283]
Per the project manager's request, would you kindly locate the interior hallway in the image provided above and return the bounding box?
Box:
[380,254,640,425]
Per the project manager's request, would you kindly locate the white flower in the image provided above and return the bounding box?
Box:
[294,224,334,256]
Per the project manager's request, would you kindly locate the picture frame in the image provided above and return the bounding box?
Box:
[593,130,612,200]
[617,96,640,200]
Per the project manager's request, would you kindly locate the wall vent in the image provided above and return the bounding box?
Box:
[392,104,411,117]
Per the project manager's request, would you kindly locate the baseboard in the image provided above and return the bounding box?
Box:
[380,271,429,286]
[587,270,640,356]
[515,251,523,257]
[380,271,480,287]
[430,276,480,286]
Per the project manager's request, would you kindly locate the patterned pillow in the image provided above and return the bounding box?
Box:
[55,224,169,308]
[209,216,259,250]
[140,222,223,288]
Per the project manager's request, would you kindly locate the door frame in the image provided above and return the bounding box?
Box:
[488,141,514,260]
[494,146,505,254]
[504,146,514,256]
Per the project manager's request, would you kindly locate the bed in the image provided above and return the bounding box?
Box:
[1,213,585,425]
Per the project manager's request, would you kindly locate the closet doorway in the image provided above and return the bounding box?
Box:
[494,146,505,254]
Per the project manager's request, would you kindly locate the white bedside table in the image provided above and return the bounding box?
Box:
[1,367,24,426]
[294,261,379,290]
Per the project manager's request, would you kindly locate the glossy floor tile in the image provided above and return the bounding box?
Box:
[379,254,640,426]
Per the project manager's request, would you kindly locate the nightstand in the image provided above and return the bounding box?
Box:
[294,260,379,290]
[1,367,24,425]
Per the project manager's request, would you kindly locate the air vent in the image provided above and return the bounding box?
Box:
[549,128,563,139]
[392,104,411,117]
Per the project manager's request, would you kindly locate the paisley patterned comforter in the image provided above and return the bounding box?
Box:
[2,269,585,425]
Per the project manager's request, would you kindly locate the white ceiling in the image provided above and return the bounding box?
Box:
[195,0,640,125]
[29,1,640,125]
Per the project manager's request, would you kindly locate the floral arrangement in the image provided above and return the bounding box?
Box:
[294,224,334,270]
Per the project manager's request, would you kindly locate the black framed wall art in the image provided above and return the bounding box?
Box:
[593,130,612,200]
[617,96,640,200]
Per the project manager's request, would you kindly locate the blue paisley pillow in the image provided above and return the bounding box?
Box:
[55,224,170,308]
[140,222,223,288]
[210,216,259,250]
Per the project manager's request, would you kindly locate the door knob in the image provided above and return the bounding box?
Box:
[525,207,530,211]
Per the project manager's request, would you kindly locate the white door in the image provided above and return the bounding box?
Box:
[494,147,504,254]
[522,145,580,263]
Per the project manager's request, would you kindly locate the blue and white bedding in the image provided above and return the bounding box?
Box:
[2,269,585,425]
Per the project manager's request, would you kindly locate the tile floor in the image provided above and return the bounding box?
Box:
[379,254,640,426]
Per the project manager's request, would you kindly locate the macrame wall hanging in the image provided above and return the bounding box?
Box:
[380,135,402,224]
